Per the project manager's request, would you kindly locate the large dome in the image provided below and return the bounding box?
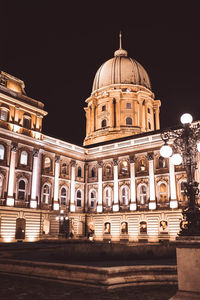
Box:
[92,46,151,92]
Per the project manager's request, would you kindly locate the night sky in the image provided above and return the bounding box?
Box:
[1,1,200,146]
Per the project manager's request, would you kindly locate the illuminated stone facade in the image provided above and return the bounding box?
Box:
[0,43,197,243]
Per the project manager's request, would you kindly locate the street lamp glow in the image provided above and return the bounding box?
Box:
[180,113,193,125]
[160,144,172,158]
[171,153,183,165]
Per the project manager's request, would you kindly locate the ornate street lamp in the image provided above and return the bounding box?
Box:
[160,113,200,236]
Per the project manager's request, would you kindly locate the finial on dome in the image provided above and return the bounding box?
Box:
[119,31,122,49]
[114,31,128,57]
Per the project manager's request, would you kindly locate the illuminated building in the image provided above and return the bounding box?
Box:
[0,36,195,242]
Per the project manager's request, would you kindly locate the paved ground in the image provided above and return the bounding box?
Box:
[0,273,177,300]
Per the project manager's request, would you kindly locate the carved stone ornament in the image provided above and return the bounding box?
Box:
[33,149,39,158]
[97,161,103,168]
[70,160,76,167]
[55,156,60,163]
[147,152,154,161]
[11,143,17,152]
[113,159,118,166]
[156,176,169,183]
[129,155,135,163]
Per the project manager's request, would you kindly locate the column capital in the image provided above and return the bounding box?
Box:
[11,143,17,152]
[113,159,118,166]
[33,149,39,157]
[70,160,76,167]
[55,156,60,163]
[97,161,103,168]
[147,152,154,161]
[129,155,135,163]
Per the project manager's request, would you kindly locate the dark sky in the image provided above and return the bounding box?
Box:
[1,1,200,146]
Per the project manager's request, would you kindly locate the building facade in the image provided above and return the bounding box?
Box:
[0,41,197,242]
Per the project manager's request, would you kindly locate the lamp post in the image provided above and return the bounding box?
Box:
[160,113,200,236]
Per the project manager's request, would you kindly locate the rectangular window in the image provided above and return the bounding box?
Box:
[126,102,131,109]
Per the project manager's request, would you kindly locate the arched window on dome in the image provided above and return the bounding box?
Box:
[126,117,132,125]
[101,119,107,128]
[91,167,96,178]
[102,105,106,111]
[77,166,82,178]
[23,115,31,129]
[148,122,151,130]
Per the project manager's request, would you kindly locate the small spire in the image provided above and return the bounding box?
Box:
[114,31,128,57]
[119,31,122,49]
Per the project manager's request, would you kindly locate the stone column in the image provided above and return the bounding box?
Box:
[109,100,114,128]
[169,157,178,208]
[30,149,39,209]
[97,162,103,213]
[7,144,17,206]
[148,153,156,210]
[90,104,95,133]
[115,99,120,128]
[130,156,137,211]
[155,108,160,130]
[70,160,76,212]
[53,156,60,211]
[113,159,119,212]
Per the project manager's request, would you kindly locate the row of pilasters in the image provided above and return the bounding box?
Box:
[96,155,178,212]
[6,144,78,211]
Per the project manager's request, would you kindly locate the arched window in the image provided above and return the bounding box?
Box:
[0,144,5,160]
[104,222,111,234]
[61,163,68,175]
[20,151,28,165]
[120,160,129,175]
[89,190,96,207]
[42,184,51,204]
[148,108,151,114]
[18,179,26,200]
[121,222,128,234]
[60,187,67,206]
[148,122,151,130]
[140,221,147,234]
[23,116,31,129]
[77,166,82,177]
[104,164,112,177]
[104,187,112,207]
[76,189,82,207]
[0,175,3,198]
[138,159,146,172]
[44,157,51,172]
[101,119,107,128]
[158,183,168,203]
[91,167,96,177]
[180,181,187,202]
[102,105,106,111]
[126,117,132,125]
[138,184,147,205]
[0,108,9,121]
[158,156,165,168]
[121,186,129,205]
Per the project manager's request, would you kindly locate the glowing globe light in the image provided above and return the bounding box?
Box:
[197,142,200,152]
[160,144,172,158]
[180,113,193,125]
[171,153,183,165]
